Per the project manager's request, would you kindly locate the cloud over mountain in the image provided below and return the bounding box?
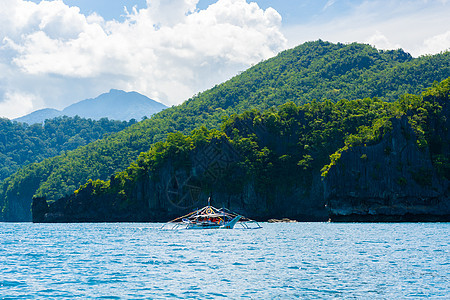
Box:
[0,0,286,118]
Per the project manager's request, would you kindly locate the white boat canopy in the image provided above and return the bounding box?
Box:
[161,202,262,230]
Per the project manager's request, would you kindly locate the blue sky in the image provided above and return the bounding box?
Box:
[2,0,450,118]
[27,1,381,28]
[30,0,325,24]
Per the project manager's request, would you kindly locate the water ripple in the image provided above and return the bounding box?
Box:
[0,222,448,298]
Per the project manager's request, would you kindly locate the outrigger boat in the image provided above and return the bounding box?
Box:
[161,198,262,230]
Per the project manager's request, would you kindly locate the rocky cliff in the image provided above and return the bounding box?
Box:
[33,116,449,223]
[35,136,328,223]
[142,137,327,222]
[324,116,449,221]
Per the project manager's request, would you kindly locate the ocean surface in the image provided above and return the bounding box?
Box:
[0,222,448,299]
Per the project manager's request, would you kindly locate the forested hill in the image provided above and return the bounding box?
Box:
[0,117,136,182]
[34,78,450,222]
[2,40,450,221]
[193,43,444,110]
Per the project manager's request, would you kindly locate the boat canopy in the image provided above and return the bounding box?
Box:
[161,204,262,230]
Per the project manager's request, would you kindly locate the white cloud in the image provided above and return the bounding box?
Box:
[282,0,450,57]
[417,30,450,55]
[0,0,286,118]
[365,31,402,51]
[147,0,198,26]
[323,0,336,11]
[0,90,41,119]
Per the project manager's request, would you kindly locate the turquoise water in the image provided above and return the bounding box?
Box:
[1,223,448,299]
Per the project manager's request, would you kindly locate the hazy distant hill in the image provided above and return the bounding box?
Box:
[14,89,168,124]
[14,108,61,125]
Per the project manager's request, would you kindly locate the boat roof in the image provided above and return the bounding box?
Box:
[194,213,224,218]
[161,199,262,229]
[166,205,252,223]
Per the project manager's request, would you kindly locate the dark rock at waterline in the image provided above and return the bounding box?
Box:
[329,213,450,222]
[36,180,151,223]
[31,197,49,223]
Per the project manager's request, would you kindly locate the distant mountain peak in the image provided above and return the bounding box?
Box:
[14,90,168,124]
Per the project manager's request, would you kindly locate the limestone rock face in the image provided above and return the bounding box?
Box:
[324,116,449,221]
[32,117,448,223]
[33,137,328,222]
[142,137,327,222]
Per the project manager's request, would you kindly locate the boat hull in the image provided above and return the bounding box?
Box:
[185,215,241,229]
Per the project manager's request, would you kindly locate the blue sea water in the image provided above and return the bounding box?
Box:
[0,222,448,299]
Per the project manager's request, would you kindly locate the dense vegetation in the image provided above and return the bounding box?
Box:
[0,116,135,182]
[71,77,449,204]
[1,41,450,220]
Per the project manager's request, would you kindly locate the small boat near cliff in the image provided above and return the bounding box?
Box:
[162,198,262,230]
